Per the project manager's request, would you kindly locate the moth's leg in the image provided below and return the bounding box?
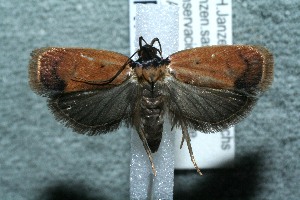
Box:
[181,121,203,175]
[180,135,185,149]
[137,127,157,176]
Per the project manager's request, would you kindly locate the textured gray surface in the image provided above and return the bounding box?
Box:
[0,1,299,200]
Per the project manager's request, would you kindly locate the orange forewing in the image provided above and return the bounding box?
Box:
[29,48,132,95]
[169,45,273,93]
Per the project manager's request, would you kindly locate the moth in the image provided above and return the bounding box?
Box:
[29,37,273,176]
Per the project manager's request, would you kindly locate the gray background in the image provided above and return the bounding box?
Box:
[0,0,299,199]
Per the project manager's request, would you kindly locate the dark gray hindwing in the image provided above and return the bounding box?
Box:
[49,80,137,135]
[166,78,257,133]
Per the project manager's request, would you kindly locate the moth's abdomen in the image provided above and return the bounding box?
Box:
[140,84,165,153]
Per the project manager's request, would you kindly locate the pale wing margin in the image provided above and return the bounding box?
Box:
[48,80,137,135]
[166,78,257,133]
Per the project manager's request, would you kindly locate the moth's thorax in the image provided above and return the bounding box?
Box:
[133,58,169,84]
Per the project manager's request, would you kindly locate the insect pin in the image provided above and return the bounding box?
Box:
[29,36,273,176]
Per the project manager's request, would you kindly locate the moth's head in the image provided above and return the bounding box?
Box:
[137,44,160,61]
[136,37,163,62]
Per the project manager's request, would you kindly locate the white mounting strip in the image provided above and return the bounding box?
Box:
[129,3,179,199]
[129,0,234,171]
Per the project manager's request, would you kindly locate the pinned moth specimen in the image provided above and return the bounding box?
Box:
[29,37,273,175]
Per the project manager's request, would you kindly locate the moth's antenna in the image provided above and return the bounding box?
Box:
[139,36,148,48]
[150,38,163,59]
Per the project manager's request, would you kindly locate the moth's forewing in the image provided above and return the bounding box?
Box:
[29,48,132,96]
[167,45,273,132]
[168,45,273,94]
